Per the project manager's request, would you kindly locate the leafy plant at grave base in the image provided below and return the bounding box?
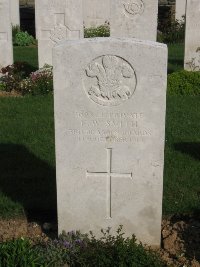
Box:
[13,30,36,47]
[12,25,20,43]
[0,62,34,92]
[167,70,200,95]
[20,65,53,95]
[0,238,43,267]
[158,18,185,44]
[0,82,6,91]
[84,22,110,38]
[38,226,166,267]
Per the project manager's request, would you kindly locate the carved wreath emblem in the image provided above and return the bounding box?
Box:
[124,0,144,16]
[50,24,67,44]
[84,55,137,106]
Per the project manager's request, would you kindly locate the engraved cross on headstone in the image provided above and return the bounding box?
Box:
[40,13,80,43]
[86,148,133,219]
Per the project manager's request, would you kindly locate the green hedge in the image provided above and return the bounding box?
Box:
[168,70,200,95]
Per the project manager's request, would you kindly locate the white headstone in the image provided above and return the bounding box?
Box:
[11,0,20,26]
[110,0,158,41]
[175,0,186,21]
[184,0,200,71]
[53,37,167,247]
[35,0,84,68]
[0,0,13,70]
[83,0,110,28]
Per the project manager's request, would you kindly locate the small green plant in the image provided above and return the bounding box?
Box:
[0,238,43,267]
[167,70,200,95]
[84,23,110,38]
[0,62,34,92]
[0,63,52,95]
[14,31,36,47]
[38,226,166,267]
[0,82,5,91]
[20,66,53,95]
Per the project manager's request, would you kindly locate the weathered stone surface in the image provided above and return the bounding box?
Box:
[35,0,83,67]
[175,0,186,21]
[110,0,158,41]
[184,0,200,71]
[0,0,13,69]
[53,37,167,246]
[11,0,20,26]
[83,0,110,28]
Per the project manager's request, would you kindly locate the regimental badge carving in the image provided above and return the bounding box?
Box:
[50,24,67,44]
[124,0,144,16]
[84,55,137,106]
[186,47,200,71]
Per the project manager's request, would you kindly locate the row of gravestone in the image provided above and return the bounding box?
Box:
[1,0,199,71]
[0,0,198,247]
[35,0,159,67]
[18,0,176,29]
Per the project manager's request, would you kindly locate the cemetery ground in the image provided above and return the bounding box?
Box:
[0,44,199,266]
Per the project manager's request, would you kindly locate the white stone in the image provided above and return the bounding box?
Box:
[53,37,167,247]
[175,0,186,21]
[0,0,13,70]
[110,0,158,41]
[35,0,84,68]
[83,0,110,28]
[184,0,200,71]
[10,0,20,26]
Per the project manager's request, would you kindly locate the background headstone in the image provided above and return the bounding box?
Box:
[184,0,200,71]
[35,0,83,68]
[53,37,167,246]
[11,0,20,26]
[110,0,158,41]
[0,0,13,70]
[83,0,110,28]
[175,0,186,21]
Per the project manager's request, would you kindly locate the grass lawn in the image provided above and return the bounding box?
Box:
[0,44,199,220]
[168,43,184,73]
[14,46,38,70]
[164,96,200,215]
[0,96,56,220]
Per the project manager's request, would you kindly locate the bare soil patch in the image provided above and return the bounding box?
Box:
[0,90,22,97]
[160,215,200,266]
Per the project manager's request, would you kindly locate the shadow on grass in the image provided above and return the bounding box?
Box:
[0,144,57,222]
[174,142,200,161]
[168,59,184,74]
